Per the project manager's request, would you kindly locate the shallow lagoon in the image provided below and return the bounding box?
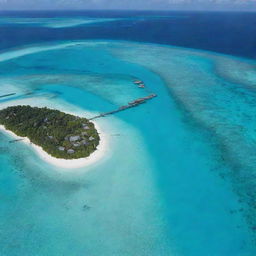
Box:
[0,41,256,255]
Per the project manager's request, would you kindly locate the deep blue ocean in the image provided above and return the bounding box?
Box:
[0,11,256,256]
[0,10,256,58]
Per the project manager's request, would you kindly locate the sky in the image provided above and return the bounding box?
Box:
[0,0,256,11]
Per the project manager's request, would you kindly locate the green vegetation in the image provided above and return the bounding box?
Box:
[0,105,100,159]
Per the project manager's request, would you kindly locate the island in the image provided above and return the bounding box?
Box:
[0,105,100,159]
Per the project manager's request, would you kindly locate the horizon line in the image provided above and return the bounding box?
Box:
[0,9,256,13]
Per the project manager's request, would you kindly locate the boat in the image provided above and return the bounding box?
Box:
[134,80,143,84]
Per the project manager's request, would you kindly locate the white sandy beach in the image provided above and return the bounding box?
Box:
[0,118,108,170]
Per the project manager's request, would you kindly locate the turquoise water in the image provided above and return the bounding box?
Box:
[0,41,256,255]
[0,17,122,28]
[0,15,180,29]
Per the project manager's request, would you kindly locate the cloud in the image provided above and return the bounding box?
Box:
[0,0,256,10]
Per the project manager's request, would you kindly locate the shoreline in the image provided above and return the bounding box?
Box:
[0,120,108,169]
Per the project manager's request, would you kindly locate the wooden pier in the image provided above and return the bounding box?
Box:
[89,94,157,120]
[0,93,16,99]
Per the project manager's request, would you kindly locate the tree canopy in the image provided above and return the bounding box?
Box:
[0,105,100,159]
